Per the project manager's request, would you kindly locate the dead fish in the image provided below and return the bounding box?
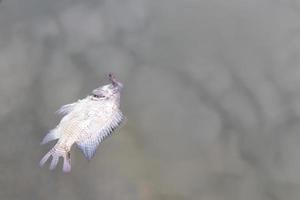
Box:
[39,73,124,172]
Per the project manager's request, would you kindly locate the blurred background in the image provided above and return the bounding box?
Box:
[1,0,300,199]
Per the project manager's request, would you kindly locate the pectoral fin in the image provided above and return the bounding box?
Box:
[41,130,60,145]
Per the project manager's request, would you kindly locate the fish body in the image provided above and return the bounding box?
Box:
[40,74,124,172]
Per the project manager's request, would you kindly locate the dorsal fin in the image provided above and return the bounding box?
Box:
[76,112,124,160]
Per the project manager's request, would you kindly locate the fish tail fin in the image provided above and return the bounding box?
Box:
[39,147,71,173]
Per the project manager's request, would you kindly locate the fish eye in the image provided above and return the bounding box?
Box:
[92,93,105,98]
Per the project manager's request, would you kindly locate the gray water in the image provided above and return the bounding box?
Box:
[0,0,300,199]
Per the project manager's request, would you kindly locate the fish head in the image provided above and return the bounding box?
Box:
[90,73,123,102]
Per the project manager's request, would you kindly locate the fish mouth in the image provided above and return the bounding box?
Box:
[108,73,117,85]
[108,73,123,91]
